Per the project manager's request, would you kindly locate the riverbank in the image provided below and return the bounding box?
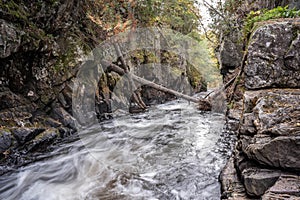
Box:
[217,5,300,199]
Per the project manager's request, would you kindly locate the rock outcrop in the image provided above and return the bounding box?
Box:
[220,18,300,199]
[0,0,106,173]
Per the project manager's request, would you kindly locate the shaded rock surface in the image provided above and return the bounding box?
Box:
[220,17,300,199]
[242,167,281,196]
[220,156,252,200]
[262,175,300,200]
[245,19,300,89]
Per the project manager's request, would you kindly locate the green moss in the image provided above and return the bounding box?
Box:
[244,6,300,38]
[53,43,77,73]
[0,0,29,22]
[227,101,234,109]
[186,63,206,90]
[131,50,160,64]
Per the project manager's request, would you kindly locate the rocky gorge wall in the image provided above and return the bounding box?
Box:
[0,0,110,173]
[220,18,300,199]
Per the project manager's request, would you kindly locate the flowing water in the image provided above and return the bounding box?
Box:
[0,99,235,200]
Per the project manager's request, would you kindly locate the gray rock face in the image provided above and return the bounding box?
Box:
[219,38,243,69]
[0,130,12,153]
[241,90,300,136]
[222,18,300,199]
[220,156,251,200]
[262,175,300,199]
[245,20,300,89]
[242,167,281,196]
[0,20,22,58]
[218,33,243,77]
[242,135,300,171]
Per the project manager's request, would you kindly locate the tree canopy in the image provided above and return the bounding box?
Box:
[87,0,201,35]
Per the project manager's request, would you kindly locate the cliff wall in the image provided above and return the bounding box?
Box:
[220,17,300,200]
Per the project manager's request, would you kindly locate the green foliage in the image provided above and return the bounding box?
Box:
[244,6,300,37]
[88,0,200,35]
[0,0,29,23]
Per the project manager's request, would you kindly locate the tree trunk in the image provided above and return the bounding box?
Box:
[103,60,212,111]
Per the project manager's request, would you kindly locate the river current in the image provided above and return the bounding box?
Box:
[0,99,235,200]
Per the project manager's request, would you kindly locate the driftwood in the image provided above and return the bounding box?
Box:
[102,60,212,111]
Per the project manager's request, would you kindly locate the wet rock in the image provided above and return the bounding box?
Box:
[262,175,300,199]
[242,135,300,171]
[245,19,300,89]
[25,129,59,152]
[11,128,45,145]
[51,105,76,130]
[0,19,22,58]
[242,167,281,197]
[220,156,251,200]
[0,129,12,152]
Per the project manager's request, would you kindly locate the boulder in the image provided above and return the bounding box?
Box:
[242,167,281,196]
[245,19,300,89]
[241,89,300,136]
[218,34,243,76]
[262,175,300,199]
[11,128,45,145]
[241,135,300,171]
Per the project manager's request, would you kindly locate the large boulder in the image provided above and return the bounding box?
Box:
[242,167,281,196]
[245,19,300,89]
[262,175,300,199]
[241,135,300,171]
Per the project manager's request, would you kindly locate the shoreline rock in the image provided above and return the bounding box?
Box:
[220,18,300,199]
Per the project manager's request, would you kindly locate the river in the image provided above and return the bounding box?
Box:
[0,99,235,200]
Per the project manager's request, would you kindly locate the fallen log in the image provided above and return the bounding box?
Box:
[102,60,212,111]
